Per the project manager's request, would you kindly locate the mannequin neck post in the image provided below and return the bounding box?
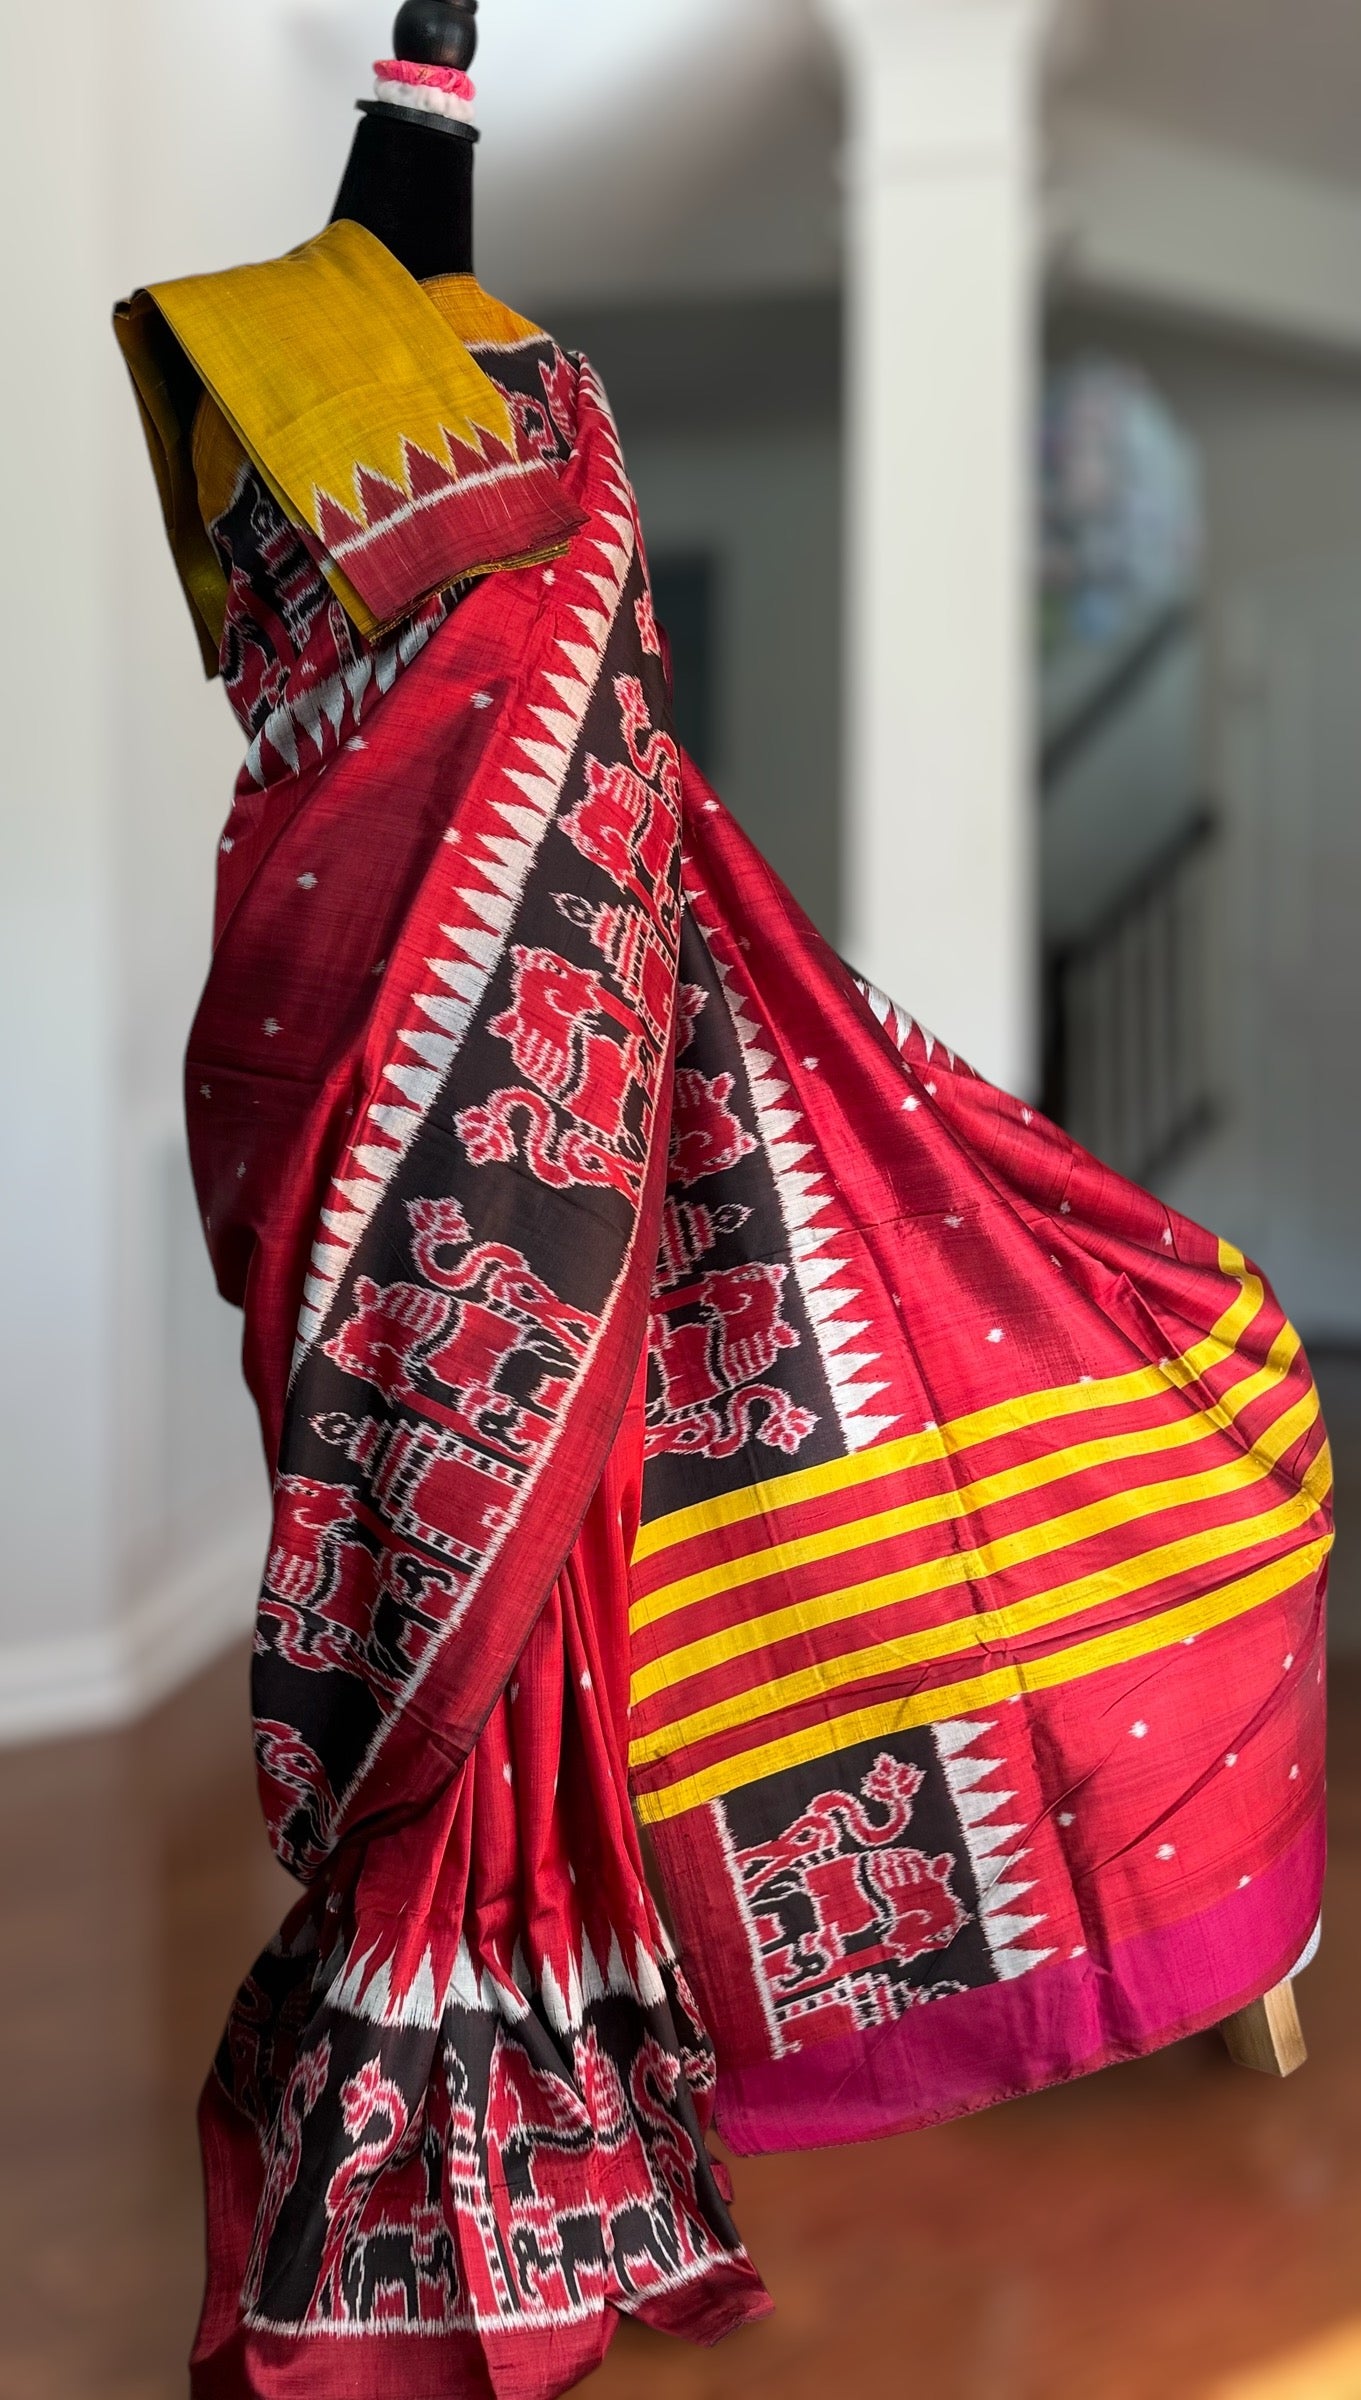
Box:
[331,107,476,283]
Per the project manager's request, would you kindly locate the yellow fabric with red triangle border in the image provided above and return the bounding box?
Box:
[114,218,582,654]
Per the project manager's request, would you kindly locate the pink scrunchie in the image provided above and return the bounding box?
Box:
[374,58,476,102]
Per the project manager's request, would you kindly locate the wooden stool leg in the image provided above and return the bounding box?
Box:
[1220,1978,1308,2076]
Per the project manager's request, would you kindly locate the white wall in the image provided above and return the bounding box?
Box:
[628,430,843,940]
[1053,318,1361,1340]
[0,2,117,1681]
[1155,346,1361,1344]
[1051,108,1361,357]
[0,1,352,1740]
[1206,551,1361,1339]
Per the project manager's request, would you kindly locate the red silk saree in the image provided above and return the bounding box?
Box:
[117,225,1330,2399]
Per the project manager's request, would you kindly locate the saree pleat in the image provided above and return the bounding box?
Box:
[194,1385,766,2396]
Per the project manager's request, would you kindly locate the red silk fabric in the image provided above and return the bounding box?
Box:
[143,306,1326,2395]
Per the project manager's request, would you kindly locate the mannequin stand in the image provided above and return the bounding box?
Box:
[1221,1979,1308,2076]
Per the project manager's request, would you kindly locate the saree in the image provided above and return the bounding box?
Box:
[117,223,1331,2398]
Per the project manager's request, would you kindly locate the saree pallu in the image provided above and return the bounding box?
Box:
[117,226,1330,2399]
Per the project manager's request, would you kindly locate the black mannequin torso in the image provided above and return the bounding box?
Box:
[332,112,476,282]
[330,0,479,281]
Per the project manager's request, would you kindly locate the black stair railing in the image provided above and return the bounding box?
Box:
[1042,810,1218,1187]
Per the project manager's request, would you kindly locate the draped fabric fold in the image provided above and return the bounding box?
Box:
[115,238,1330,2399]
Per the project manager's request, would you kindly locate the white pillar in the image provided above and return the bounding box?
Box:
[822,0,1051,1096]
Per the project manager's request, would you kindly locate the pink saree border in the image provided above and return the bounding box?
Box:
[716,1809,1326,2155]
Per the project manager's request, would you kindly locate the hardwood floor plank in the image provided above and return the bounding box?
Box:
[1,1650,1356,2400]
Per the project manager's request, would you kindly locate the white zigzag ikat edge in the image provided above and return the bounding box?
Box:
[695,917,900,1455]
[292,372,637,1369]
[934,1718,1056,1982]
[243,616,428,789]
[321,1925,671,2036]
[857,977,959,1075]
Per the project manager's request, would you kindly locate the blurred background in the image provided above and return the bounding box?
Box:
[2,1,1359,2393]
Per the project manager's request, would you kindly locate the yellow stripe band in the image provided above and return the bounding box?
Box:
[631,1322,1306,1641]
[632,1534,1330,1825]
[633,1242,1264,1569]
[631,1383,1323,1708]
[629,1451,1331,1770]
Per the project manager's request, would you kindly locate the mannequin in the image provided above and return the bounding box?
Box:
[113,15,1330,2380]
[331,0,478,280]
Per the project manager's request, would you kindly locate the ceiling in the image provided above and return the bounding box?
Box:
[287,0,1361,311]
[1066,0,1361,190]
[289,0,838,307]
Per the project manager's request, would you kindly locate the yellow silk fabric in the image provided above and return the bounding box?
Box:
[114,222,553,662]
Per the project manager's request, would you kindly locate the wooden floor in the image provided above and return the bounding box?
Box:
[1,1652,1358,2400]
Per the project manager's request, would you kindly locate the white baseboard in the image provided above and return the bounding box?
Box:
[0,1517,265,1747]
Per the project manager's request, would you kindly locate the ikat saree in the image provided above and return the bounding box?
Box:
[118,227,1330,2399]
